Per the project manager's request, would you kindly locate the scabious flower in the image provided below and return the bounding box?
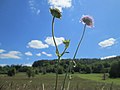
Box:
[50,8,62,19]
[80,15,94,28]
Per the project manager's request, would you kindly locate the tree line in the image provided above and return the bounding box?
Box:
[0,56,120,78]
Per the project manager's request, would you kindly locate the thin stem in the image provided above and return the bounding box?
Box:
[61,47,67,57]
[52,16,60,56]
[55,56,60,90]
[61,68,68,90]
[52,16,60,90]
[73,24,86,60]
[62,24,87,90]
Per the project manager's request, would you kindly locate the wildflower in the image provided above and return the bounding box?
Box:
[50,8,62,19]
[63,40,70,48]
[80,15,94,27]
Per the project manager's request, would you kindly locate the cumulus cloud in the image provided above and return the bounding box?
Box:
[98,38,116,48]
[42,51,52,57]
[36,53,41,56]
[45,37,65,46]
[27,40,49,49]
[101,55,117,60]
[25,51,33,56]
[48,0,72,11]
[28,0,40,15]
[0,51,21,59]
[0,49,5,53]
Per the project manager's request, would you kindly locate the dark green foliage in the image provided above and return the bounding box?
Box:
[26,67,35,78]
[58,66,64,74]
[1,56,120,78]
[7,68,16,76]
[35,69,39,74]
[109,61,120,78]
[86,66,92,74]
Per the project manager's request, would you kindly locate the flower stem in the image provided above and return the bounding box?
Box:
[62,24,87,90]
[52,16,60,90]
[73,24,86,60]
[55,56,60,90]
[52,16,59,56]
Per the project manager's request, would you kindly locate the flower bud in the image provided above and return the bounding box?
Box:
[63,40,70,48]
[50,8,62,19]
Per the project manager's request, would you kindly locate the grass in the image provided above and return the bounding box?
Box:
[75,73,120,85]
[0,73,120,90]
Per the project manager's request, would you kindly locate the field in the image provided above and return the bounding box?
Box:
[0,73,120,90]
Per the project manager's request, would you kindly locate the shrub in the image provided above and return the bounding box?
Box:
[109,61,120,78]
[26,68,35,78]
[7,68,16,76]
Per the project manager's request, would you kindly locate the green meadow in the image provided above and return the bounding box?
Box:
[0,73,120,90]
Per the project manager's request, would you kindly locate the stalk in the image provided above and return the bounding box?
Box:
[62,24,87,90]
[52,16,60,90]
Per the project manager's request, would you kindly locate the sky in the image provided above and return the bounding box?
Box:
[0,0,120,66]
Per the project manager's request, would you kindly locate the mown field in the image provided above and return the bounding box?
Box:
[0,73,120,90]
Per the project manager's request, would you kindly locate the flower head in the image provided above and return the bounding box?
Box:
[80,15,94,27]
[50,8,62,19]
[63,40,70,48]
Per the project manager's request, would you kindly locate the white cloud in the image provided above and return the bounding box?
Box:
[42,51,52,57]
[45,37,65,46]
[101,55,117,60]
[98,38,116,48]
[27,40,49,49]
[36,53,41,56]
[0,51,21,59]
[25,51,33,56]
[0,49,5,53]
[22,63,32,67]
[28,0,40,15]
[48,0,72,11]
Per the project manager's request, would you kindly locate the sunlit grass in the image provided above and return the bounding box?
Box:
[75,73,120,85]
[0,73,120,90]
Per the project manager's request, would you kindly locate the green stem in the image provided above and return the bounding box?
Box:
[62,24,87,90]
[61,68,68,90]
[52,16,60,90]
[73,24,86,60]
[52,16,59,56]
[61,47,67,57]
[55,56,60,90]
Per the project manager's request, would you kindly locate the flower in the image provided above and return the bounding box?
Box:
[80,15,94,27]
[50,8,62,19]
[63,40,70,48]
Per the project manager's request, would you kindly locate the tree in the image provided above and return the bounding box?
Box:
[26,68,35,78]
[85,66,92,74]
[109,61,120,78]
[58,66,64,74]
[7,68,16,76]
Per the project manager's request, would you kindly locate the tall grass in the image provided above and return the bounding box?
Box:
[0,73,120,90]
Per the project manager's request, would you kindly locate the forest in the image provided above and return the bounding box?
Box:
[0,56,120,78]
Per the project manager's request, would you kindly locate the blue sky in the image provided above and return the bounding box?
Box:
[0,0,120,66]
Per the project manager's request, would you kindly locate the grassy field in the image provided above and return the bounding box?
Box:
[0,73,120,90]
[75,73,120,85]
